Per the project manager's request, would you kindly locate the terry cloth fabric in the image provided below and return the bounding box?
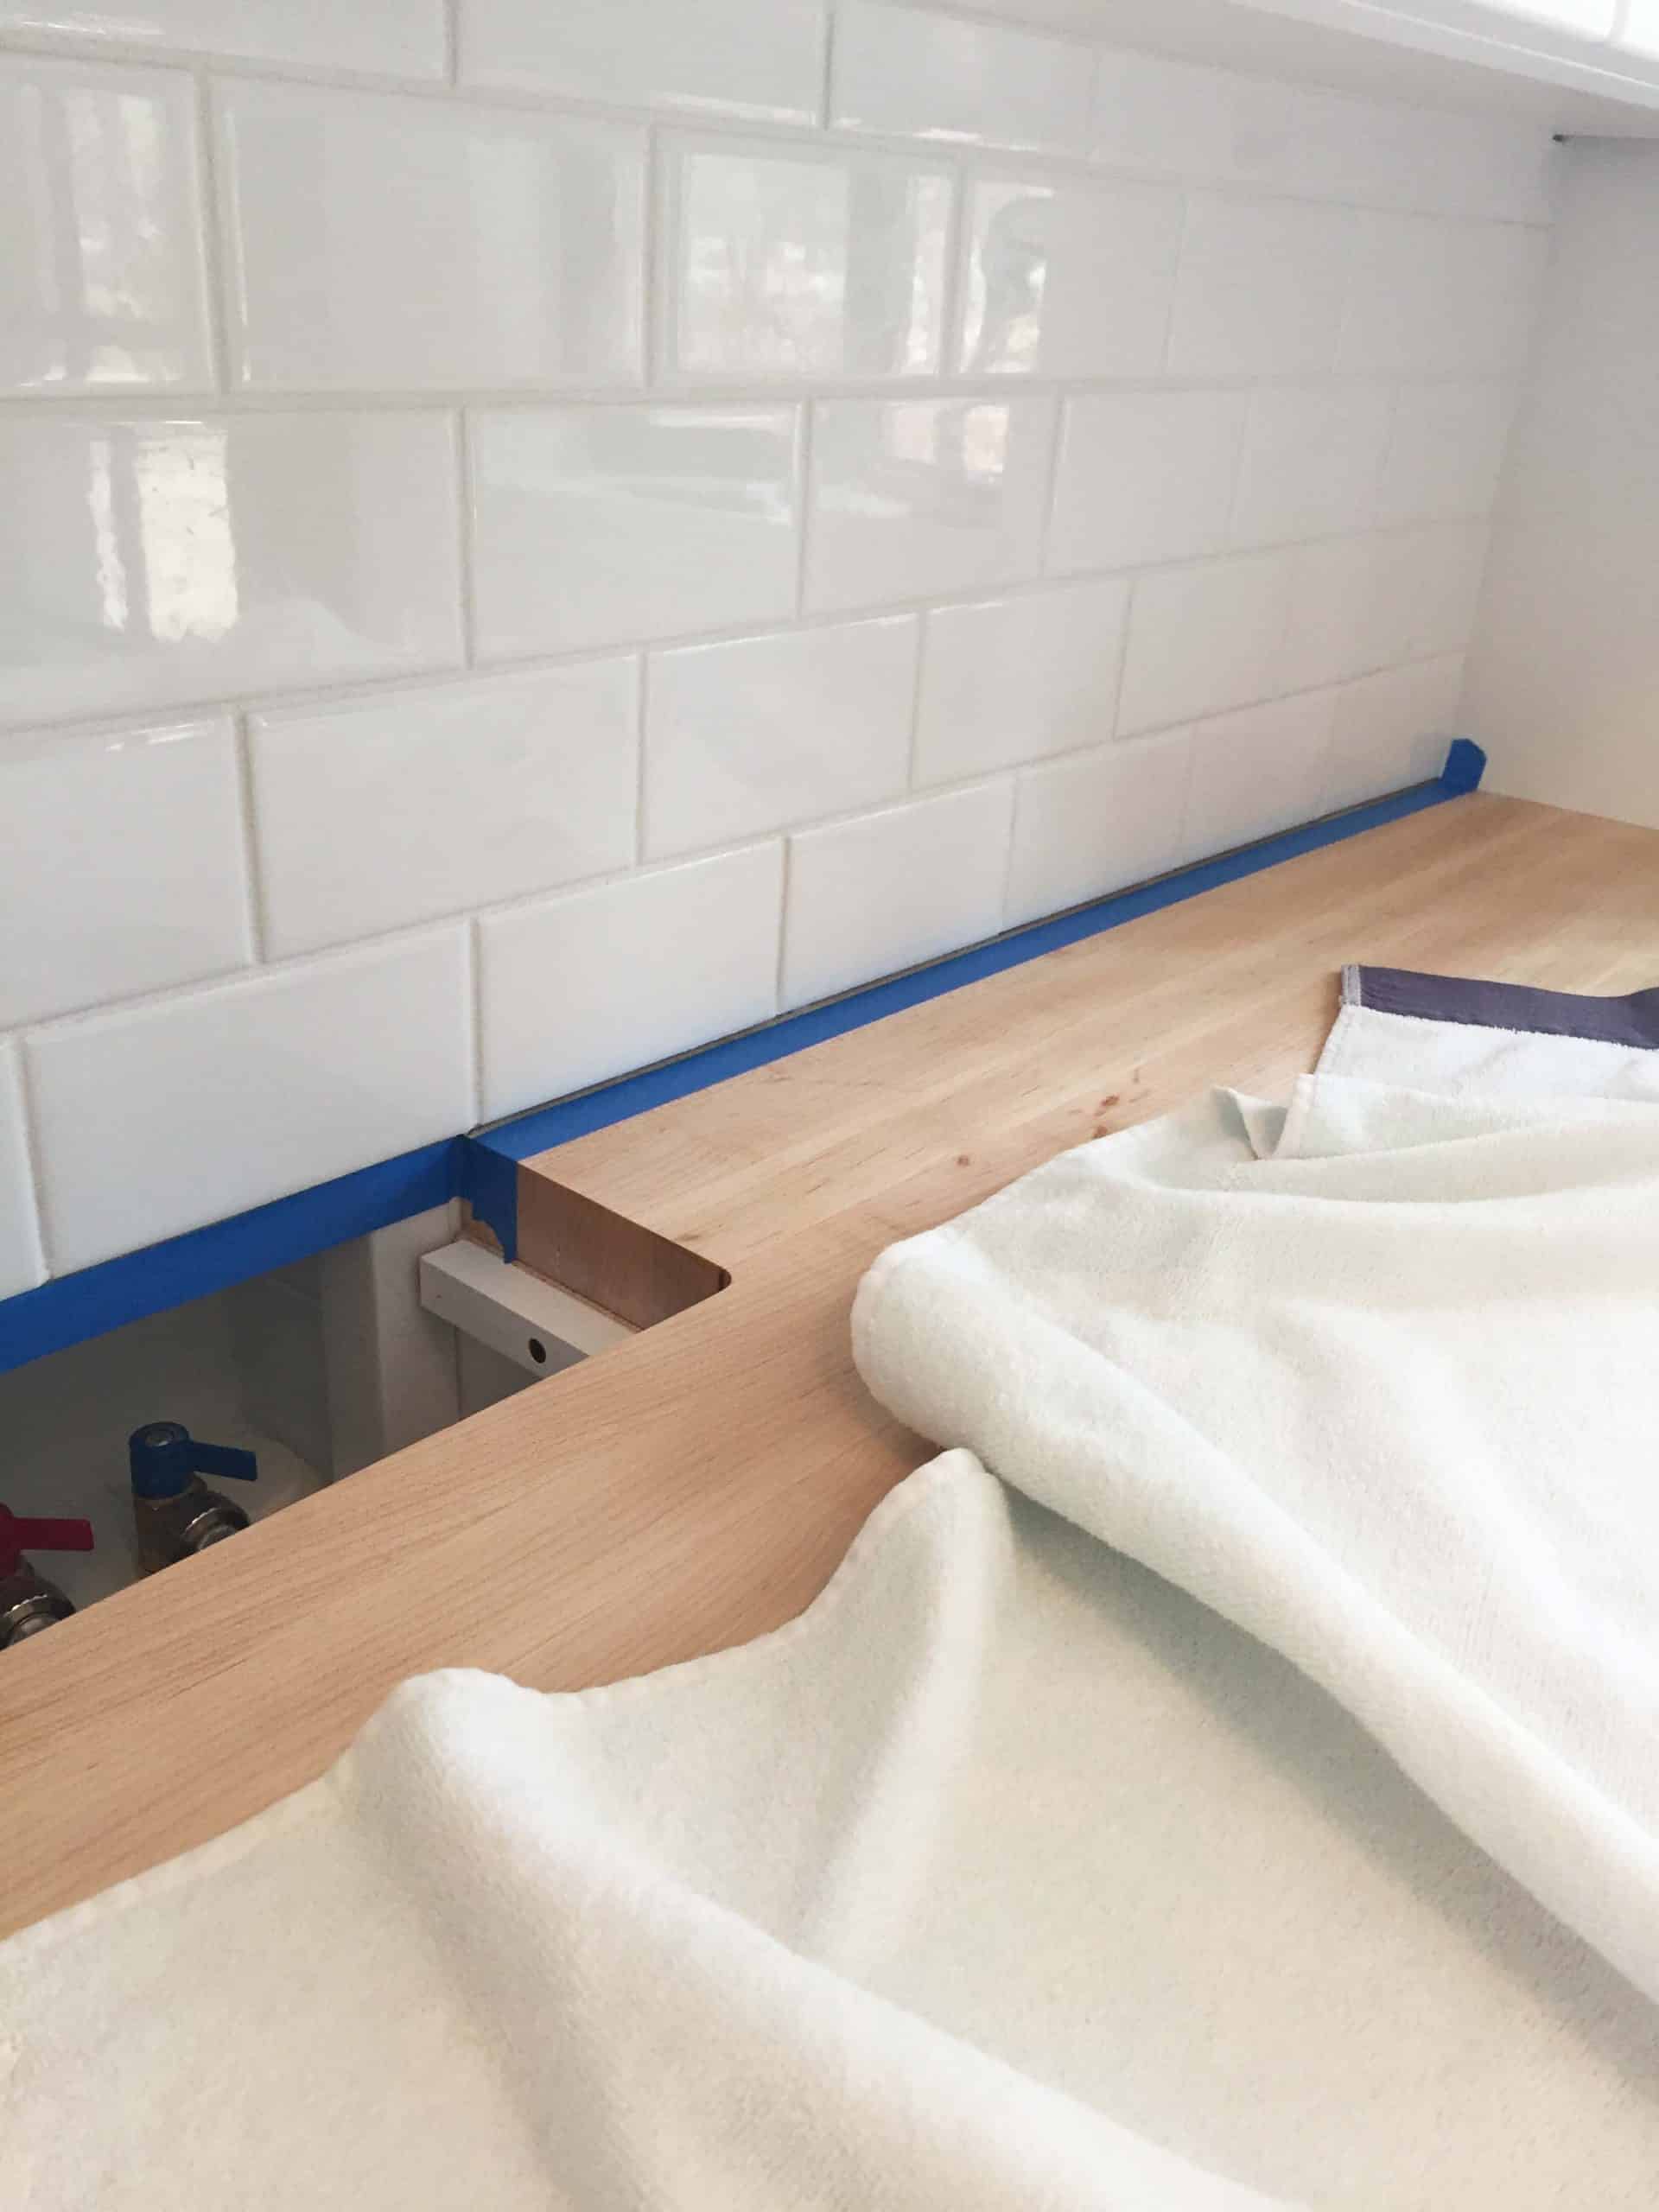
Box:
[1320,963,1659,1102]
[854,1076,1659,2029]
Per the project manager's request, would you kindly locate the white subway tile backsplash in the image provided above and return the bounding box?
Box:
[0,54,211,396]
[645,617,917,856]
[1341,215,1548,373]
[0,411,462,729]
[1182,691,1339,858]
[1118,552,1296,737]
[0,0,448,75]
[1166,194,1355,379]
[781,783,1013,1009]
[1005,732,1192,928]
[663,137,950,380]
[1230,383,1395,548]
[0,717,249,1025]
[27,928,472,1274]
[1090,51,1242,181]
[0,1045,46,1300]
[1047,389,1247,575]
[914,580,1129,785]
[469,404,801,658]
[831,0,1091,157]
[1324,655,1465,811]
[217,84,645,392]
[250,663,639,957]
[957,176,1183,379]
[1375,379,1517,524]
[806,396,1055,613]
[478,843,783,1118]
[1280,523,1489,692]
[460,0,825,124]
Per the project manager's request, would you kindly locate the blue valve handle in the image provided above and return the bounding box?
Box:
[129,1421,257,1500]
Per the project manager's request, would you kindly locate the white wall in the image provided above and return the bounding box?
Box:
[1464,139,1659,827]
[0,0,1558,1297]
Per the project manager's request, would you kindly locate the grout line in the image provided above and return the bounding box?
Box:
[817,0,838,134]
[228,709,270,963]
[453,410,478,667]
[190,67,234,395]
[8,1040,54,1285]
[904,607,929,790]
[443,0,460,87]
[461,918,484,1127]
[772,835,793,1013]
[794,401,817,617]
[643,122,666,385]
[632,652,651,865]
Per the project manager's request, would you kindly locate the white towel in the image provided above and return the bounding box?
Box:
[854,1076,1659,2018]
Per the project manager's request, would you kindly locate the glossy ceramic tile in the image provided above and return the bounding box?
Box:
[1375,379,1517,525]
[460,0,825,123]
[957,177,1182,379]
[251,662,639,957]
[1005,731,1192,928]
[1166,195,1355,380]
[218,83,645,391]
[0,0,447,73]
[0,717,250,1025]
[478,843,783,1119]
[645,616,917,856]
[781,782,1013,1010]
[469,404,800,659]
[1230,383,1395,548]
[1118,551,1297,738]
[0,1045,46,1300]
[1048,390,1247,575]
[914,581,1129,785]
[0,411,462,728]
[663,138,950,380]
[27,928,472,1274]
[0,54,211,395]
[1325,655,1465,811]
[1279,523,1490,692]
[1340,215,1548,373]
[1182,691,1339,860]
[1090,50,1242,181]
[831,0,1091,156]
[805,397,1054,613]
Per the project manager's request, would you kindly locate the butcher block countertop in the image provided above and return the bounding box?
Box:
[5,791,1659,1941]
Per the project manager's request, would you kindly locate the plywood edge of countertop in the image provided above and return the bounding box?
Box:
[4,792,1659,1939]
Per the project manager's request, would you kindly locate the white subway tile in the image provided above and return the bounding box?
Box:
[0,0,448,74]
[831,0,1090,157]
[0,411,462,729]
[461,0,825,124]
[0,717,250,1025]
[1183,691,1338,859]
[469,404,800,659]
[1375,379,1517,526]
[27,930,472,1274]
[1005,731,1192,928]
[0,54,210,396]
[478,844,782,1118]
[251,663,639,957]
[1230,382,1395,548]
[1048,389,1247,575]
[1280,523,1490,692]
[782,783,1013,1008]
[663,138,950,379]
[806,396,1054,613]
[1341,215,1548,373]
[1118,552,1296,738]
[645,617,917,856]
[1090,50,1243,180]
[957,176,1182,379]
[1166,194,1354,379]
[0,1045,45,1300]
[914,580,1129,785]
[217,83,645,392]
[1325,656,1465,812]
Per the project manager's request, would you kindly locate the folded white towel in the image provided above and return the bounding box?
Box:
[855,1076,1659,2017]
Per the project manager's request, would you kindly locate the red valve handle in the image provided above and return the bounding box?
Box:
[0,1503,96,1577]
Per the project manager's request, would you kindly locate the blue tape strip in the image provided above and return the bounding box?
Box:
[1,743,1486,1375]
[0,1140,460,1376]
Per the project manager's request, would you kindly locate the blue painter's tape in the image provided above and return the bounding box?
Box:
[460,749,1485,1223]
[0,1140,459,1376]
[0,743,1486,1376]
